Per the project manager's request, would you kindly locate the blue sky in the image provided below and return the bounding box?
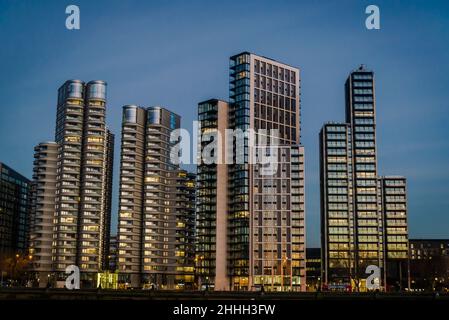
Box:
[1,0,448,247]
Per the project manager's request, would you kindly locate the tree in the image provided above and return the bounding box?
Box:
[0,253,33,285]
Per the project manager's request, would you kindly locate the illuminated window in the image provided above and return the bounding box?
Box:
[88,137,104,143]
[145,176,159,183]
[65,136,80,143]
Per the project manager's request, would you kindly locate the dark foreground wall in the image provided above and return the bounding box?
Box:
[0,288,447,300]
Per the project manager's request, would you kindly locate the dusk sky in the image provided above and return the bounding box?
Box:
[1,0,448,247]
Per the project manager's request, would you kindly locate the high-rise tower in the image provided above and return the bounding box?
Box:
[196,53,306,292]
[117,105,196,289]
[30,80,114,287]
[319,123,354,286]
[345,66,382,276]
[320,66,409,291]
[379,176,409,290]
[196,99,230,290]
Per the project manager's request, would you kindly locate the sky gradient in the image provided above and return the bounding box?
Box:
[1,0,448,247]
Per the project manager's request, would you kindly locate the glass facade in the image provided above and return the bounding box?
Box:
[320,66,409,292]
[0,163,31,256]
[379,176,409,291]
[320,123,355,288]
[195,53,305,292]
[196,100,220,285]
[147,107,161,125]
[345,68,382,277]
[228,52,305,291]
[123,105,138,123]
[229,53,251,289]
[87,81,107,100]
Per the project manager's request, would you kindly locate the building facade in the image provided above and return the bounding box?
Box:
[379,176,409,291]
[409,239,449,291]
[196,99,230,290]
[108,235,118,272]
[196,52,306,292]
[345,66,383,281]
[0,163,31,257]
[117,105,195,289]
[29,142,58,285]
[30,80,114,287]
[320,66,409,291]
[319,123,355,288]
[306,248,322,291]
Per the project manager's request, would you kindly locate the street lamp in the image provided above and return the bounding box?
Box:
[12,253,20,285]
